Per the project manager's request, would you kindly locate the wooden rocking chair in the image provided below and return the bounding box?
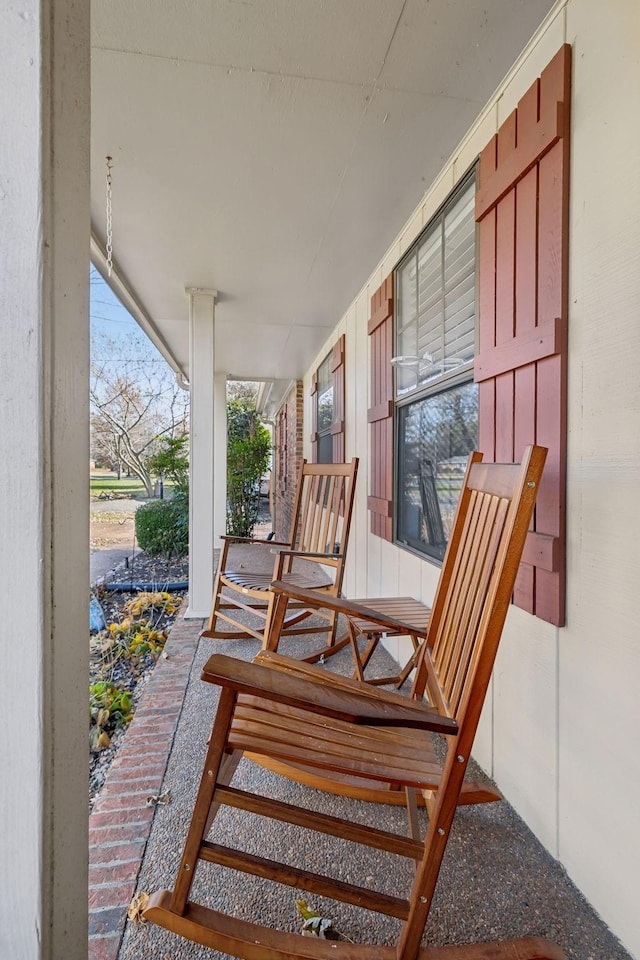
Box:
[200,458,358,658]
[144,446,564,960]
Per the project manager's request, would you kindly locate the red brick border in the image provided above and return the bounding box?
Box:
[88,607,203,960]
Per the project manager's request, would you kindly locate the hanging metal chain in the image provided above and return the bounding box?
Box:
[105,156,113,277]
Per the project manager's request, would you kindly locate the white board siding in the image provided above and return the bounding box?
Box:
[301,1,640,955]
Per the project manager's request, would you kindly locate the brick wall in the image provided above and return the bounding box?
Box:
[273,381,303,541]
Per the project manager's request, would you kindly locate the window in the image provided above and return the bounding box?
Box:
[394,172,477,560]
[311,336,345,464]
[315,351,334,463]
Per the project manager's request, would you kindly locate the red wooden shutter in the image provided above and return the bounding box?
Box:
[368,274,394,540]
[309,370,318,463]
[331,335,345,462]
[475,44,570,626]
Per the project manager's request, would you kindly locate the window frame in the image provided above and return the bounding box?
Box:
[310,335,345,465]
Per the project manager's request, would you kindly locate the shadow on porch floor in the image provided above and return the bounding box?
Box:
[88,584,632,960]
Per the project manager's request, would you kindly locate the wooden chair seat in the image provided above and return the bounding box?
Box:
[234,697,443,790]
[241,651,499,807]
[259,594,499,806]
[220,569,332,594]
[201,459,358,654]
[143,447,564,960]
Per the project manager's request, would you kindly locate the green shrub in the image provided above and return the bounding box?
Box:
[147,435,189,496]
[227,398,271,538]
[135,495,188,558]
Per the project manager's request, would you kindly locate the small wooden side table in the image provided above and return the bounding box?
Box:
[346,596,431,687]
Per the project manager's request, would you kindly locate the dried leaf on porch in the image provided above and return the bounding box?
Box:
[127,891,150,923]
[295,898,333,939]
[146,790,171,806]
[295,898,354,942]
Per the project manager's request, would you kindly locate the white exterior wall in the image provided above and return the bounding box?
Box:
[302,1,640,955]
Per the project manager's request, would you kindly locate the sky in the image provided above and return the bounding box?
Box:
[90,264,136,340]
[89,264,166,364]
[89,265,190,434]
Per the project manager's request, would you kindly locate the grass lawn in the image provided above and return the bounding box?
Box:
[90,474,147,499]
[90,473,178,500]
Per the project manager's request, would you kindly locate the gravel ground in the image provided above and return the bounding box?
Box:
[114,555,632,960]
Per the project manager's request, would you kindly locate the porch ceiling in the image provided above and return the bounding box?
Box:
[91,0,554,408]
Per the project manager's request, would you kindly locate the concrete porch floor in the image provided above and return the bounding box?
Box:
[88,554,633,960]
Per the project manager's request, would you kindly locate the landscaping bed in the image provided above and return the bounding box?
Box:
[89,552,188,809]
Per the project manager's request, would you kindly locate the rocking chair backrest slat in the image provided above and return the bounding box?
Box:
[410,451,482,710]
[327,479,341,553]
[319,475,335,552]
[410,455,526,717]
[298,473,317,552]
[312,475,328,551]
[438,492,508,715]
[291,460,357,557]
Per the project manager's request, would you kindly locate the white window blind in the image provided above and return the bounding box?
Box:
[396,178,475,398]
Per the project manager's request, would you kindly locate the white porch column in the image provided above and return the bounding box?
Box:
[0,3,90,959]
[213,371,228,542]
[186,288,220,617]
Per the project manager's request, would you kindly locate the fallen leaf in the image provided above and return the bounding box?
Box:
[146,790,171,806]
[295,899,334,939]
[127,892,150,924]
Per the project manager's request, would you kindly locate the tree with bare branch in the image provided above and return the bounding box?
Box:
[90,336,189,497]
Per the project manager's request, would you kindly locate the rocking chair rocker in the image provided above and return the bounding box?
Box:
[143,445,564,960]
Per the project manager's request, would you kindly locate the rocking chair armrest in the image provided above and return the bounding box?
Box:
[271,549,343,561]
[270,580,429,638]
[201,653,457,734]
[219,535,292,547]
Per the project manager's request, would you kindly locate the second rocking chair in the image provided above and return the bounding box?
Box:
[201,458,358,656]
